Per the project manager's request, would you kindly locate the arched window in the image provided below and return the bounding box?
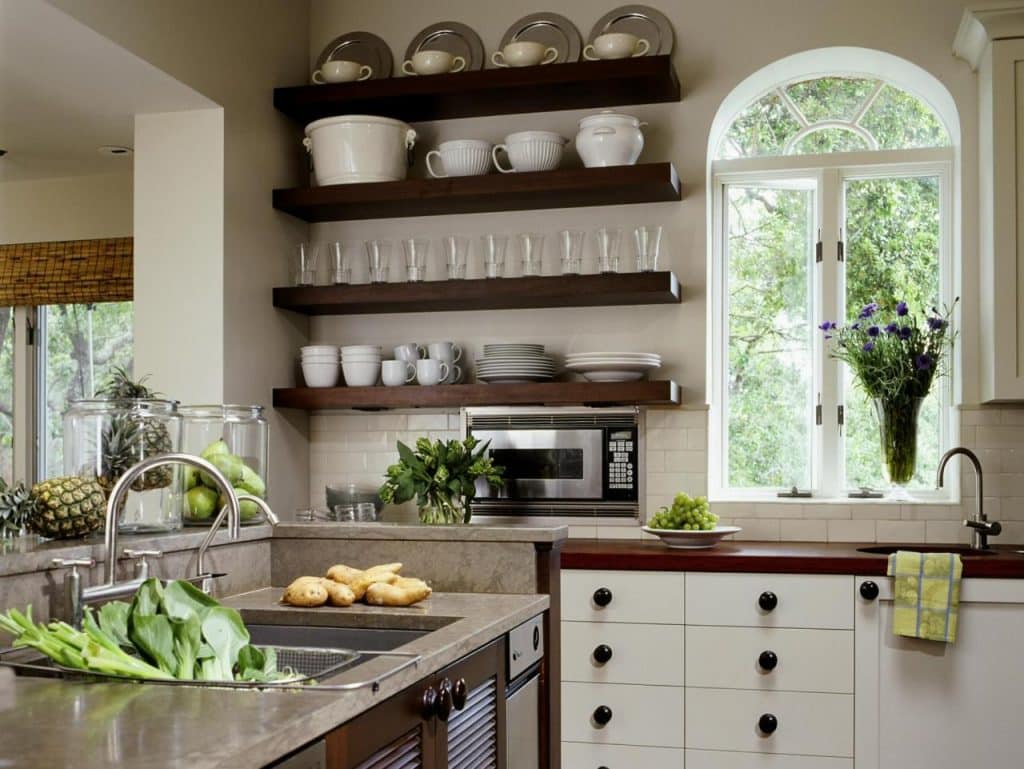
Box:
[707,49,957,501]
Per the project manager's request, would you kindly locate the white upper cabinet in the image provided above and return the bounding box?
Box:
[955,5,1024,401]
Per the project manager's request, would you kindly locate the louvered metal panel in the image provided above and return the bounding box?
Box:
[467,413,636,429]
[446,677,497,769]
[354,727,422,769]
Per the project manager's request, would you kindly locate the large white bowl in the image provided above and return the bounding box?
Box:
[302,361,340,388]
[304,116,417,186]
[642,525,743,549]
[301,345,339,354]
[341,345,383,354]
[342,360,381,387]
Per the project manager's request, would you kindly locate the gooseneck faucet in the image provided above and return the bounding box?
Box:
[936,447,1001,550]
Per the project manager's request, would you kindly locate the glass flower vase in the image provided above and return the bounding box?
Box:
[418,494,467,525]
[873,397,923,500]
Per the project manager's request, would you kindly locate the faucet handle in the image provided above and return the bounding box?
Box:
[51,557,95,575]
[123,549,163,579]
[964,519,1002,536]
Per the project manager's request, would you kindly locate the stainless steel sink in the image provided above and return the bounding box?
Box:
[246,624,428,651]
[857,545,997,556]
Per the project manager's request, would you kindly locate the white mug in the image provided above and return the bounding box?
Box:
[381,359,417,386]
[394,343,427,362]
[583,33,650,61]
[491,41,559,68]
[402,50,466,76]
[416,358,450,386]
[428,341,462,364]
[313,60,373,83]
[426,139,493,178]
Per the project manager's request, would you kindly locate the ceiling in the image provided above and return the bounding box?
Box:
[0,0,216,182]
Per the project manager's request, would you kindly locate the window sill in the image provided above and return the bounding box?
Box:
[709,494,960,506]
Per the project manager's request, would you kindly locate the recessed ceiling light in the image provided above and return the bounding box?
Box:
[98,145,132,156]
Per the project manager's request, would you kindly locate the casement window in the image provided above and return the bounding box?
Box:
[708,64,957,500]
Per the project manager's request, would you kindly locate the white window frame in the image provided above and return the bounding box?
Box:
[709,147,958,502]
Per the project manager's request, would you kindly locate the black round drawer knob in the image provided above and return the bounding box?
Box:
[758,713,779,734]
[593,587,613,607]
[758,650,778,671]
[758,591,778,612]
[592,644,614,665]
[860,580,880,601]
[592,705,613,727]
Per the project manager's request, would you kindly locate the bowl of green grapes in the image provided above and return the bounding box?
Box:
[642,493,741,549]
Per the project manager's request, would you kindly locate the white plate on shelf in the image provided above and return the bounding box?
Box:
[642,525,742,549]
[565,360,661,373]
[578,370,645,382]
[566,351,660,359]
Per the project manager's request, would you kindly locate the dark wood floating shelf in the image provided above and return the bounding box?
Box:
[273,162,680,222]
[274,271,680,316]
[273,380,681,410]
[274,56,680,124]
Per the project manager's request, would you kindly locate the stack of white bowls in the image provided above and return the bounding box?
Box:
[341,345,382,387]
[301,345,341,388]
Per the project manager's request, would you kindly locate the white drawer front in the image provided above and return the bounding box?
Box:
[686,688,852,757]
[685,573,853,629]
[563,621,685,686]
[563,742,684,769]
[562,570,684,624]
[685,627,853,693]
[562,682,684,748]
[685,750,852,769]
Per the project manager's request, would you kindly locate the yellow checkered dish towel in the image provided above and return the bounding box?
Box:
[887,550,962,643]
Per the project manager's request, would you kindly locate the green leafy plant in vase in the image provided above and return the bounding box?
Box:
[820,298,957,499]
[379,437,504,524]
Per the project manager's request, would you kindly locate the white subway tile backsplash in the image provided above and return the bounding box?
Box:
[850,503,901,520]
[408,414,450,431]
[780,519,828,541]
[645,428,686,451]
[645,450,666,473]
[731,518,781,541]
[664,450,705,473]
[925,520,972,544]
[827,519,876,542]
[875,520,926,543]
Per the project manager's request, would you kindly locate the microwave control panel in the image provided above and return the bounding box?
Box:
[604,427,638,500]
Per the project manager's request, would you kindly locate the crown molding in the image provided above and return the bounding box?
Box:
[954,4,1024,69]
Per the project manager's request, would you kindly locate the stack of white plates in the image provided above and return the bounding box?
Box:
[564,351,662,382]
[476,343,556,384]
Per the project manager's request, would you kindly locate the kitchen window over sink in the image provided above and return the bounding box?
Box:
[707,49,959,501]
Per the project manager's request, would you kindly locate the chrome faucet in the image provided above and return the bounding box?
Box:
[50,453,242,627]
[195,492,278,593]
[936,447,1001,550]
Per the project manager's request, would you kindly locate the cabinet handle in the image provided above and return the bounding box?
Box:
[758,713,779,734]
[436,678,453,722]
[452,677,468,710]
[757,650,778,671]
[758,591,778,612]
[860,580,880,601]
[592,644,613,665]
[592,587,613,607]
[592,705,613,727]
[420,686,438,720]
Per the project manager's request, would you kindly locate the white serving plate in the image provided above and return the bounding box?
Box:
[477,366,556,373]
[566,351,661,359]
[642,525,742,549]
[578,370,645,382]
[484,344,545,351]
[565,360,661,373]
[475,357,555,364]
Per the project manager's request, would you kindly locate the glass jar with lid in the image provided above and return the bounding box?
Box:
[178,405,268,525]
[63,398,182,533]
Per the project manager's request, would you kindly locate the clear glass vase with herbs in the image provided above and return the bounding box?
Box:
[820,299,957,499]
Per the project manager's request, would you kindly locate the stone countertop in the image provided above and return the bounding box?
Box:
[561,539,1024,578]
[272,521,569,544]
[0,590,548,769]
[0,524,274,578]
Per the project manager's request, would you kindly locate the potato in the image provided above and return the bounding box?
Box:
[349,570,398,601]
[325,564,363,585]
[282,576,328,607]
[319,578,356,607]
[394,576,432,595]
[366,562,403,576]
[365,579,431,607]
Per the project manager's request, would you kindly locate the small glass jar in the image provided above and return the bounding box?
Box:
[63,398,182,533]
[178,405,269,525]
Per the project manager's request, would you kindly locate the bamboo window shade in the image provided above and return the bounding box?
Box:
[0,237,133,305]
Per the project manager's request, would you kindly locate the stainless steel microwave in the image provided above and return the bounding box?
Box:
[463,407,641,519]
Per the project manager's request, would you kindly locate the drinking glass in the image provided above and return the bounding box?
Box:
[559,229,585,275]
[365,240,392,284]
[633,225,663,272]
[402,237,430,282]
[519,232,545,277]
[325,241,351,284]
[594,227,622,274]
[481,234,508,279]
[290,242,318,286]
[442,235,470,280]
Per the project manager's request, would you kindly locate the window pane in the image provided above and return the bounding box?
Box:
[843,176,941,489]
[785,77,877,123]
[42,302,133,479]
[721,92,802,158]
[860,85,949,150]
[725,183,815,488]
[0,307,12,485]
[790,127,870,155]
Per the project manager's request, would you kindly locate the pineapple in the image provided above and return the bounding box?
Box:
[95,368,174,492]
[0,476,106,539]
[0,478,31,536]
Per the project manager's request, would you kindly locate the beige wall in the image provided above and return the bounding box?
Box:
[0,171,132,243]
[49,0,313,514]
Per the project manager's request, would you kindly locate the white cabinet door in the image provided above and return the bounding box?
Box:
[686,573,853,629]
[562,742,684,769]
[562,621,685,686]
[855,576,1024,768]
[562,682,684,748]
[562,570,684,624]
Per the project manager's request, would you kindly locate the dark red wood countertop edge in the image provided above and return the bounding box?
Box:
[559,540,1024,578]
